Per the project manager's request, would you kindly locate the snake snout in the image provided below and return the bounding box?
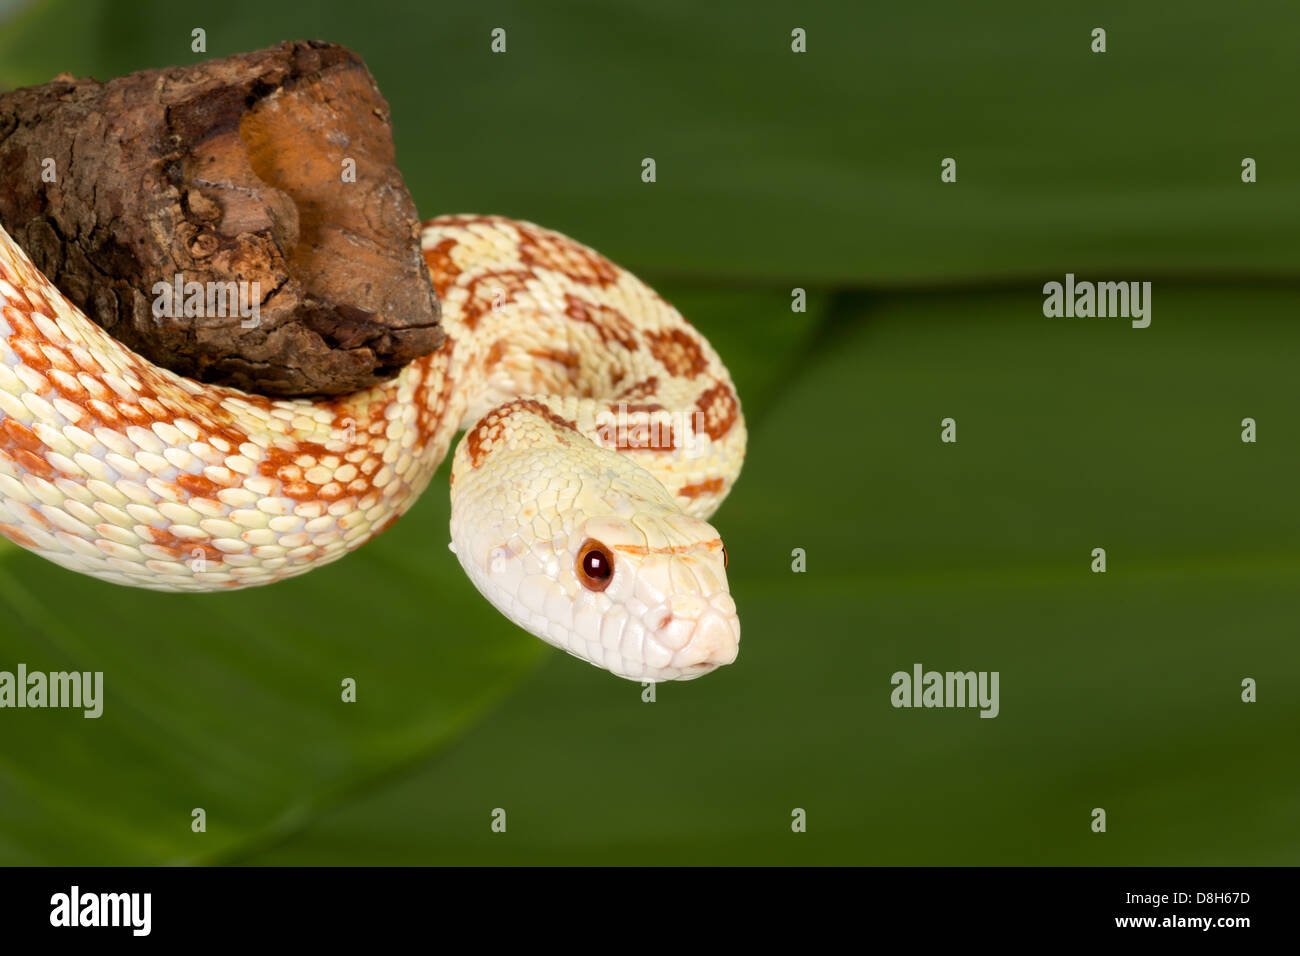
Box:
[667,607,740,674]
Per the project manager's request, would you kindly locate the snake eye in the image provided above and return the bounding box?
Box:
[577,539,614,591]
[722,543,729,570]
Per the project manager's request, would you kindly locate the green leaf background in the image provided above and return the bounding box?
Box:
[0,0,1296,864]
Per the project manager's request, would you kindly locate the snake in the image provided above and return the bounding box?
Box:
[0,215,745,681]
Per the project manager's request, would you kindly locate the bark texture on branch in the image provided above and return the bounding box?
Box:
[0,40,441,397]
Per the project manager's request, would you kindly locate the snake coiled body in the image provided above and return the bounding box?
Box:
[0,215,745,680]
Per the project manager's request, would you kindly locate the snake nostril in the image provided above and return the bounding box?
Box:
[656,615,695,651]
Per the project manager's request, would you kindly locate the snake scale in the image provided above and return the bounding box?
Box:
[0,215,745,680]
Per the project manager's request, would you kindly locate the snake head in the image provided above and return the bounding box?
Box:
[567,512,740,681]
[451,453,740,681]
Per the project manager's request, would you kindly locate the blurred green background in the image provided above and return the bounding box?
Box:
[0,0,1296,864]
